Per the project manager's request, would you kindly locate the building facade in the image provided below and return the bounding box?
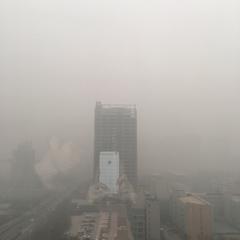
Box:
[176,195,213,240]
[94,102,137,186]
[225,195,240,229]
[146,196,161,240]
[128,204,146,240]
[99,151,120,193]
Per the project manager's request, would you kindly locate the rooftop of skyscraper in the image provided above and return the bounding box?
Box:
[96,101,136,110]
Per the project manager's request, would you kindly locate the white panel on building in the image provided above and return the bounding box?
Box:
[99,152,120,193]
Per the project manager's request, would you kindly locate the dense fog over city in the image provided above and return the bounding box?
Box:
[1,0,240,180]
[1,2,240,240]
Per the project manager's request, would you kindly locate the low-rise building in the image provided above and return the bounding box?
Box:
[176,195,213,240]
[128,194,146,240]
[225,195,240,230]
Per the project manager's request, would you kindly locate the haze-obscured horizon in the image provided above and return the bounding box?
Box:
[1,0,240,176]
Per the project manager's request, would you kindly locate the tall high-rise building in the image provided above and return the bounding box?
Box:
[94,101,137,186]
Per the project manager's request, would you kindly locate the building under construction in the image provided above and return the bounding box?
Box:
[94,102,138,186]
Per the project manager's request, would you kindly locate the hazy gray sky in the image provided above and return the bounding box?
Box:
[1,0,240,174]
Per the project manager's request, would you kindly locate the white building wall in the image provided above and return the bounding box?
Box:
[99,152,119,193]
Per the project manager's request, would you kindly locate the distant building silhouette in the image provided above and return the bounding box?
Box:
[10,142,43,198]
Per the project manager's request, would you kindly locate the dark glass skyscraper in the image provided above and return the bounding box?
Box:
[94,102,137,186]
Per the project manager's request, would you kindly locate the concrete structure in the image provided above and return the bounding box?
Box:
[94,102,137,186]
[141,174,171,223]
[99,152,120,193]
[198,193,240,240]
[143,175,170,200]
[118,174,136,204]
[176,195,213,240]
[146,196,161,240]
[203,192,225,221]
[128,193,146,240]
[128,193,161,240]
[170,184,186,226]
[10,142,43,200]
[225,195,240,230]
[214,221,240,240]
